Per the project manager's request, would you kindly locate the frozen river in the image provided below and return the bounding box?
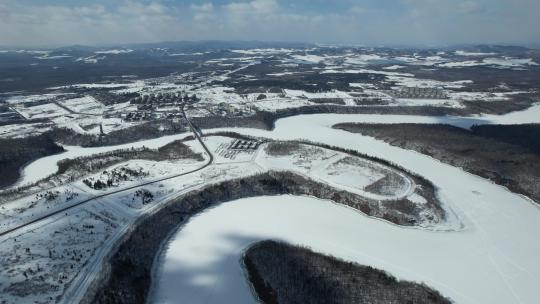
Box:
[13,103,540,189]
[152,110,540,304]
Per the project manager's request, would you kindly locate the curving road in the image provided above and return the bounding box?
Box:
[0,105,213,238]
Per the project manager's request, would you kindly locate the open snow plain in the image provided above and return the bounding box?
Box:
[153,110,540,304]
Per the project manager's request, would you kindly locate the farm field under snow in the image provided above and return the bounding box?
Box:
[153,110,540,304]
[14,103,69,119]
[58,96,106,115]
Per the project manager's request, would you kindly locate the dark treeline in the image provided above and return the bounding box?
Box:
[77,140,203,178]
[309,98,346,105]
[0,134,64,188]
[204,131,267,142]
[471,124,540,154]
[462,97,536,115]
[244,240,451,304]
[264,142,302,157]
[46,119,188,147]
[192,111,276,130]
[335,123,540,204]
[193,106,462,131]
[0,117,48,127]
[155,139,203,160]
[84,170,443,304]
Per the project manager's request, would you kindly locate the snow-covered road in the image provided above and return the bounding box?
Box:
[153,110,540,304]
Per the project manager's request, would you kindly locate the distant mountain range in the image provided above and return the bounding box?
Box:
[1,40,538,52]
[47,40,316,52]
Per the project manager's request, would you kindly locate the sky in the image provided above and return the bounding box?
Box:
[1,0,539,47]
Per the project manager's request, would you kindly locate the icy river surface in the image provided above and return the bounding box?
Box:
[152,111,540,304]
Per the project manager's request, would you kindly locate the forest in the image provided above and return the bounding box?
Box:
[244,240,451,304]
[0,134,64,188]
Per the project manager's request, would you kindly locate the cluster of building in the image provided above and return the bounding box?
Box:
[130,92,199,108]
[121,111,154,121]
[119,91,202,121]
[392,87,447,99]
[208,102,249,117]
[229,139,261,150]
[121,111,185,122]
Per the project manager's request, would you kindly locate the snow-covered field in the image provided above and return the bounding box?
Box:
[14,103,69,119]
[58,96,105,115]
[0,122,54,138]
[0,200,123,304]
[153,111,540,304]
[257,143,413,201]
[205,136,259,164]
[392,98,463,108]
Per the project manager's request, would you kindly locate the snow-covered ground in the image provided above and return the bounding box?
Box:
[392,98,464,108]
[0,122,54,138]
[94,49,133,55]
[231,48,295,55]
[0,199,124,304]
[5,94,62,105]
[455,50,496,57]
[204,136,259,164]
[253,97,311,111]
[283,89,354,101]
[153,112,540,304]
[385,75,473,89]
[14,103,69,119]
[257,143,413,201]
[53,80,147,93]
[290,54,327,64]
[440,57,538,69]
[58,96,106,115]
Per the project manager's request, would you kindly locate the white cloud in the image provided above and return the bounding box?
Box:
[458,1,483,14]
[191,3,214,12]
[0,0,538,47]
[224,0,279,14]
[350,6,368,14]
